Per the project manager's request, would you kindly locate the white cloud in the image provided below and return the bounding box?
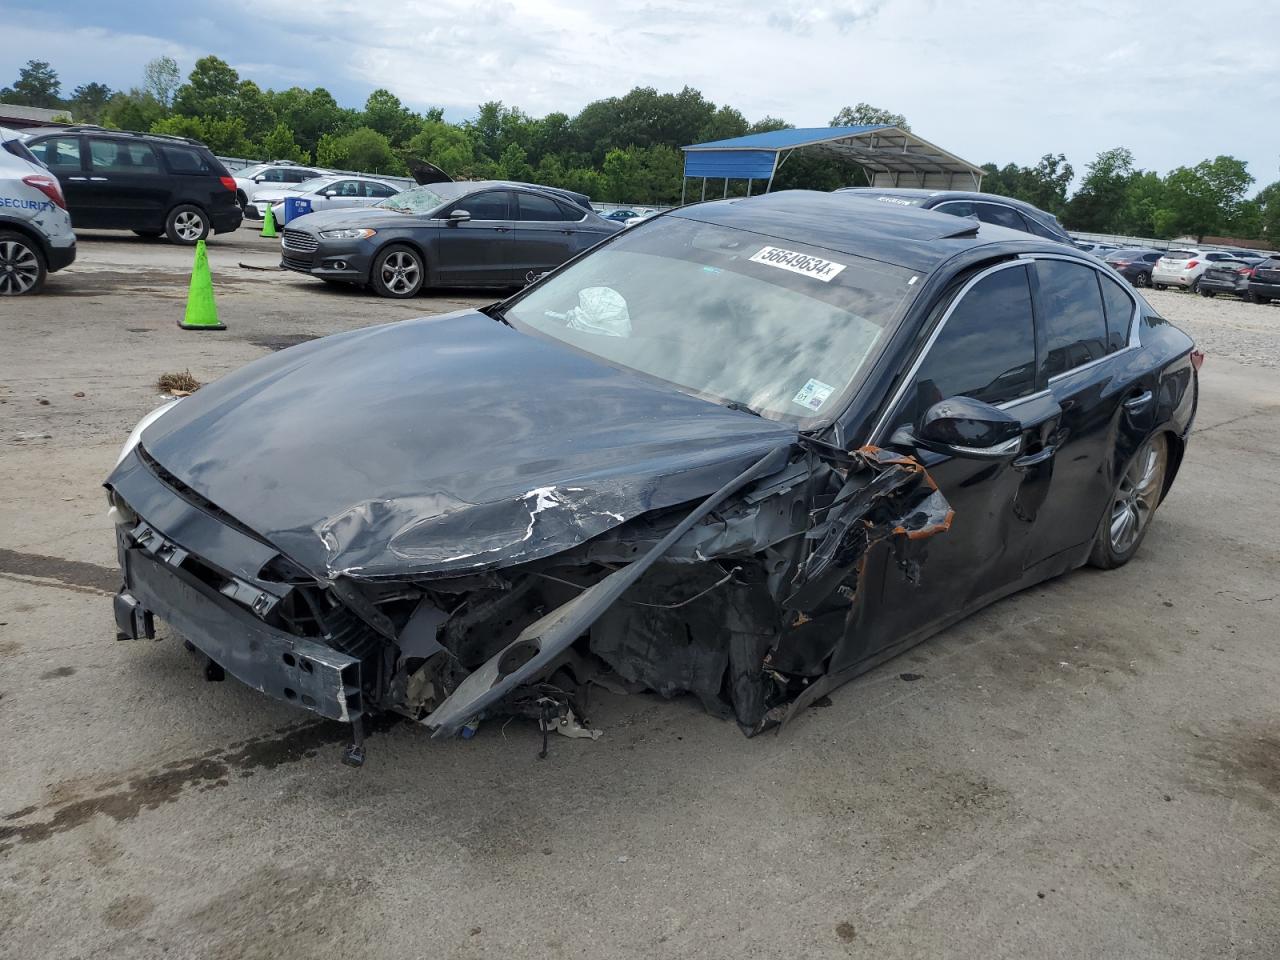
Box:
[5,0,1278,182]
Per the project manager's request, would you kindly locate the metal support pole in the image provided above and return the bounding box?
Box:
[701,178,707,201]
[723,178,729,198]
[746,178,752,197]
[681,177,687,206]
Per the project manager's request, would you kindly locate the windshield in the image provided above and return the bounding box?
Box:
[503,216,917,424]
[376,184,451,213]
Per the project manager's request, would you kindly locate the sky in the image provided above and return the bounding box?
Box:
[4,0,1279,187]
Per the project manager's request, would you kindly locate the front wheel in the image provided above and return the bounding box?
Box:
[165,205,210,245]
[1199,288,1215,298]
[1089,434,1168,570]
[0,231,47,295]
[370,244,424,298]
[1153,282,1167,291]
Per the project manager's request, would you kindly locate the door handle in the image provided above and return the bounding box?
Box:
[559,229,575,234]
[493,226,510,233]
[89,177,109,182]
[1124,389,1154,412]
[66,176,87,181]
[1012,445,1057,470]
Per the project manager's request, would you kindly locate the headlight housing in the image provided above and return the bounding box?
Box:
[319,228,377,240]
[115,398,182,467]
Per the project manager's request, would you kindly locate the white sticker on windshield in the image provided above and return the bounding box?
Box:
[749,246,846,282]
[793,378,835,412]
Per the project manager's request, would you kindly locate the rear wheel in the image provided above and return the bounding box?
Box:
[1248,291,1270,304]
[1134,272,1149,288]
[0,231,46,295]
[1089,434,1168,569]
[370,245,424,298]
[1189,279,1200,294]
[1153,282,1167,291]
[1199,287,1215,298]
[165,204,210,245]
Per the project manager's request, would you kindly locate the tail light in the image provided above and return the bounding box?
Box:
[1185,260,1199,269]
[1240,268,1255,277]
[1190,350,1205,371]
[219,176,237,192]
[22,174,66,210]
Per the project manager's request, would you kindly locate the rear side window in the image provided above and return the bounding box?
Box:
[460,191,510,220]
[974,202,1026,231]
[363,181,397,198]
[898,265,1038,427]
[327,180,363,197]
[1205,252,1233,262]
[932,200,976,218]
[1036,260,1108,376]
[284,168,318,182]
[516,192,574,222]
[28,136,82,172]
[1020,215,1064,241]
[2,137,39,164]
[88,138,160,174]
[1098,274,1134,352]
[556,199,585,220]
[163,146,214,174]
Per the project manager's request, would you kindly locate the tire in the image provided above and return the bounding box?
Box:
[0,230,47,295]
[1088,434,1169,570]
[1188,279,1200,294]
[1153,283,1167,291]
[165,205,210,245]
[236,189,248,208]
[1199,288,1215,298]
[370,244,424,299]
[1134,272,1149,288]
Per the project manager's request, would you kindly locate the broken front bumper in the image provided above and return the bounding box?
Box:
[116,542,362,723]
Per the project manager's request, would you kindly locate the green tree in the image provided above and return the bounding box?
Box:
[173,56,240,119]
[2,60,62,107]
[142,56,181,109]
[1114,170,1168,238]
[151,115,252,155]
[830,103,908,130]
[102,90,167,132]
[68,82,114,123]
[749,116,792,134]
[404,120,480,178]
[260,122,310,163]
[269,87,351,156]
[1064,147,1135,231]
[316,127,405,174]
[982,154,1073,216]
[698,105,748,143]
[362,89,419,145]
[1162,156,1253,240]
[1256,181,1280,243]
[234,80,278,143]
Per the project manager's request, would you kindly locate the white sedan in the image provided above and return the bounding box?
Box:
[247,175,402,224]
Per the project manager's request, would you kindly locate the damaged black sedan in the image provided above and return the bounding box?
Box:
[106,191,1199,759]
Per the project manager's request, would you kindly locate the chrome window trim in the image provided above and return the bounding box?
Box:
[868,259,1031,444]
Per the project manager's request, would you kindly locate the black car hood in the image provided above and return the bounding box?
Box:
[135,311,797,581]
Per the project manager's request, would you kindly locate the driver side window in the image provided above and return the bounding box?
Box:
[894,264,1037,429]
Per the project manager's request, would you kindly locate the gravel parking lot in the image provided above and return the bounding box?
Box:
[2,227,1278,959]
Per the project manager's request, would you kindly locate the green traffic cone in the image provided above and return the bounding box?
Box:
[177,240,226,331]
[260,204,278,238]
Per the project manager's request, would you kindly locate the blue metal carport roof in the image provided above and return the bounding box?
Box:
[681,125,984,192]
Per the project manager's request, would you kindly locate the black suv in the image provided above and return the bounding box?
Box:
[24,126,243,245]
[836,187,1072,244]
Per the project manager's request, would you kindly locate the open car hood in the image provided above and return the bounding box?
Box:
[133,311,797,581]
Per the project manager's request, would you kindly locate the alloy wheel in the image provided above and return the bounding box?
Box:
[0,239,40,295]
[1135,272,1149,287]
[1109,438,1166,554]
[174,211,205,242]
[380,252,421,295]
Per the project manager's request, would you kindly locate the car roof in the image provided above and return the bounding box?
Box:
[671,189,1067,274]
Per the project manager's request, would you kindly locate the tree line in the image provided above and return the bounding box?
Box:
[4,57,1276,241]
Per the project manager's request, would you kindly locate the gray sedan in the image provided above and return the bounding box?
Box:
[278,181,622,297]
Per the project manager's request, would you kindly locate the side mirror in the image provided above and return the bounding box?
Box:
[447,209,471,224]
[323,190,338,198]
[890,396,1022,460]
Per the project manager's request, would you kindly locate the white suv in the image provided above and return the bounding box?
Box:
[0,128,76,295]
[1151,248,1239,292]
